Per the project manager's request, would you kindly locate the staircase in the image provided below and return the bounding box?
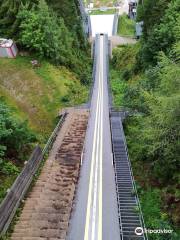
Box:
[11,110,89,240]
[110,111,147,240]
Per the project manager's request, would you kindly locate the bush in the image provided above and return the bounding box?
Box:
[0,100,36,166]
[17,0,91,84]
[112,44,140,78]
[18,0,73,66]
[46,0,87,50]
[125,53,180,184]
[139,188,179,240]
[138,0,180,67]
[0,0,38,38]
[0,160,19,175]
[117,13,135,37]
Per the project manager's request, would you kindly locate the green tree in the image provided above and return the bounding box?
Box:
[0,100,36,165]
[137,0,180,67]
[18,0,73,66]
[127,52,180,183]
[0,0,91,83]
[137,0,171,39]
[46,0,87,50]
[0,0,38,38]
[17,0,91,83]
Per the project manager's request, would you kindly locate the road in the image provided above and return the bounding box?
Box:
[67,35,120,240]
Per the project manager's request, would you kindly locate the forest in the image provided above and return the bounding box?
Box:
[111,0,180,238]
[0,0,90,83]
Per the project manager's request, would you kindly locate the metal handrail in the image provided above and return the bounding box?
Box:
[109,113,123,238]
[113,157,124,239]
[119,120,148,240]
[109,109,148,239]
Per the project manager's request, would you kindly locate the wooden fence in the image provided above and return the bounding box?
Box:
[0,113,67,235]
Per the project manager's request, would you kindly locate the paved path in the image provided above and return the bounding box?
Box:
[67,35,120,240]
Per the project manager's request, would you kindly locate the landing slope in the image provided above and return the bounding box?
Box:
[0,57,88,137]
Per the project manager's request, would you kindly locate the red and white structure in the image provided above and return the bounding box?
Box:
[0,38,18,58]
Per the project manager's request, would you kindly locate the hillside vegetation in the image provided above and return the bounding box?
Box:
[117,14,135,37]
[0,57,88,137]
[111,0,180,239]
[0,0,90,203]
[0,0,91,83]
[0,0,91,129]
[0,58,88,202]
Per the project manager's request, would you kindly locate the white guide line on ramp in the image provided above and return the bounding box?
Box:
[84,36,104,240]
[90,15,114,37]
[66,34,120,240]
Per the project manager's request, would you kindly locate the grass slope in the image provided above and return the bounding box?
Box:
[0,56,88,205]
[89,9,116,15]
[0,57,88,139]
[118,14,135,37]
[110,68,127,107]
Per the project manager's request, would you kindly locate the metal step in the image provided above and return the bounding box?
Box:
[110,112,146,240]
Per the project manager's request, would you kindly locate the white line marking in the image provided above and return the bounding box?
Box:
[84,35,105,240]
[98,35,103,240]
[84,41,101,240]
[91,47,101,240]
